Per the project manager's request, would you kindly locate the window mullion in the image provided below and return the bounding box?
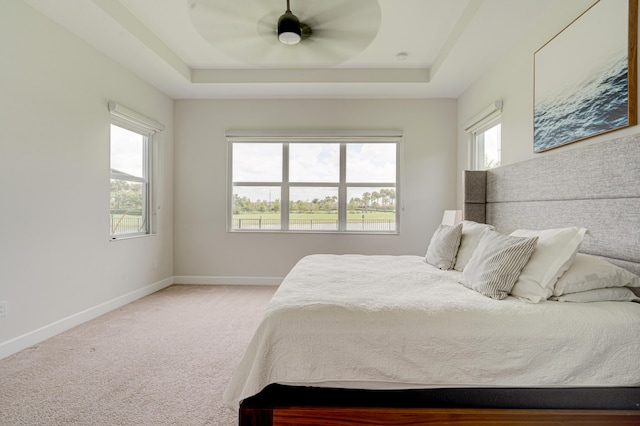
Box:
[282,143,289,231]
[143,136,150,234]
[338,143,347,231]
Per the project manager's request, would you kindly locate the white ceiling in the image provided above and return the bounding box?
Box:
[25,0,557,99]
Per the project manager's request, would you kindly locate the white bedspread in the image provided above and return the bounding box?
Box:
[224,254,640,408]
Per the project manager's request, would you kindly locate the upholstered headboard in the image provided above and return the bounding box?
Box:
[463,133,640,275]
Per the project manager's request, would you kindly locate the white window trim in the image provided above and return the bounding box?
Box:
[225,130,402,142]
[109,102,164,240]
[108,101,164,133]
[226,130,402,234]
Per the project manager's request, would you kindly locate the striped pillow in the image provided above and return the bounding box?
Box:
[425,223,463,270]
[461,231,538,300]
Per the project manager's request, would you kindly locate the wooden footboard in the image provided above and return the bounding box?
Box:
[241,406,640,426]
[239,385,640,426]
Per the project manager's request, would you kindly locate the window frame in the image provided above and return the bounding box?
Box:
[108,102,164,240]
[226,131,402,234]
[470,118,501,170]
[464,101,503,171]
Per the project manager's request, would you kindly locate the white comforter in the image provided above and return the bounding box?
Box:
[224,254,640,408]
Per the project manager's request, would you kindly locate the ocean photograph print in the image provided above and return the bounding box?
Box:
[533,0,637,152]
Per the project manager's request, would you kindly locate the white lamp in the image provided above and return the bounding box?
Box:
[441,210,462,226]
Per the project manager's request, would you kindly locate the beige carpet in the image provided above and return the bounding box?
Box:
[0,284,277,425]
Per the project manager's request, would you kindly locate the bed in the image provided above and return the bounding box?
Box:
[225,133,640,425]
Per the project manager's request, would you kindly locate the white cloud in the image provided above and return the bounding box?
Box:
[110,125,144,177]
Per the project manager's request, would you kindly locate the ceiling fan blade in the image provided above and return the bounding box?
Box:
[310,28,377,46]
[300,0,380,30]
[189,0,381,68]
[298,38,358,65]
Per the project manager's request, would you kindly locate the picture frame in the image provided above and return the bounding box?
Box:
[533,0,637,153]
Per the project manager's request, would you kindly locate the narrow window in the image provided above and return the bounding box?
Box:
[465,101,502,170]
[108,102,163,239]
[472,120,501,170]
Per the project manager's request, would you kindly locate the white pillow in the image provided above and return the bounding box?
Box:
[509,227,588,303]
[461,231,538,300]
[553,253,640,296]
[425,223,463,270]
[551,287,640,303]
[453,221,495,272]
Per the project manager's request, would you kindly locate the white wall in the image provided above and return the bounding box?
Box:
[174,99,457,282]
[457,0,640,196]
[0,1,174,357]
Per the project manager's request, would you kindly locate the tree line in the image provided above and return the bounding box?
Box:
[233,188,395,214]
[110,179,143,215]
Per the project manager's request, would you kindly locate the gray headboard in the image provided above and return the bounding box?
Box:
[463,133,640,276]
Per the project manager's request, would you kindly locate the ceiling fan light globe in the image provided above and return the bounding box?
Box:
[277,10,301,45]
[279,32,301,45]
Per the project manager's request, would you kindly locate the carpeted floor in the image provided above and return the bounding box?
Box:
[0,284,277,425]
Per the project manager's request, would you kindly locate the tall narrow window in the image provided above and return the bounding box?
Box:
[227,131,401,233]
[465,101,502,170]
[108,102,163,239]
[472,120,501,170]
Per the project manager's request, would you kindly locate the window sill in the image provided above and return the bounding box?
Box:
[109,233,156,242]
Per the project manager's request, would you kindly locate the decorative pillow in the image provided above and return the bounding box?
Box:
[553,253,640,296]
[509,227,588,303]
[425,223,463,270]
[550,287,640,303]
[460,231,538,300]
[453,221,495,272]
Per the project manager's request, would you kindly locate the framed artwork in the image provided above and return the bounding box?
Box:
[534,0,637,153]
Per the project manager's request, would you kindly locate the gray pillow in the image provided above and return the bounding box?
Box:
[425,223,463,270]
[461,231,538,300]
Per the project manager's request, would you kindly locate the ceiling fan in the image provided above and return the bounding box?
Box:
[188,0,382,67]
[276,0,311,45]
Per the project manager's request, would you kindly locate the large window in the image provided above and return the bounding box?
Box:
[108,102,163,239]
[228,131,401,233]
[465,101,502,170]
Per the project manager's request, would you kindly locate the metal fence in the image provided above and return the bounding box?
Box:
[233,217,395,231]
[346,218,395,231]
[110,216,145,236]
[234,218,281,230]
[290,218,338,231]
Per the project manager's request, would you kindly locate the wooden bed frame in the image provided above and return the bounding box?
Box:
[237,134,640,425]
[240,385,640,425]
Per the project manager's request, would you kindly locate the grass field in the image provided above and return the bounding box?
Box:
[233,211,396,231]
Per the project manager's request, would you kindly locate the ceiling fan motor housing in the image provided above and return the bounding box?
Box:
[278,10,301,44]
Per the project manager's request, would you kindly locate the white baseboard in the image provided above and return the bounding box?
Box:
[173,276,283,286]
[0,277,174,361]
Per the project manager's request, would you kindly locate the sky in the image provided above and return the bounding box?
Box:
[110,124,144,177]
[232,142,396,202]
[233,142,396,182]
